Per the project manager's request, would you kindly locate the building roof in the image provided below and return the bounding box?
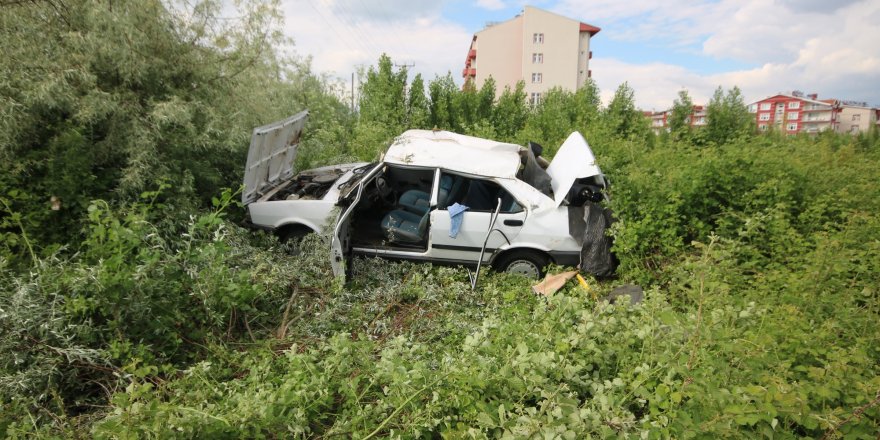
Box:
[750,93,834,108]
[475,6,600,36]
[383,130,523,179]
[579,22,601,35]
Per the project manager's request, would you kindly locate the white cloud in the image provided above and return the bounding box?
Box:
[590,58,718,110]
[560,0,880,108]
[322,0,446,22]
[275,0,880,111]
[476,0,507,11]
[280,0,472,91]
[555,0,737,47]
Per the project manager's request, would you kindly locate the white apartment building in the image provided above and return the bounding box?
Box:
[837,104,876,134]
[462,6,600,105]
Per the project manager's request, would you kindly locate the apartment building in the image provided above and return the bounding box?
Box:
[691,105,708,128]
[837,103,877,134]
[645,111,667,134]
[462,6,600,105]
[747,92,878,134]
[747,92,835,134]
[644,105,707,134]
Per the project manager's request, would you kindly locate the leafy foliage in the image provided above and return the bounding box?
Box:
[705,86,755,145]
[0,188,305,432]
[668,90,694,141]
[0,0,346,249]
[1,6,878,439]
[603,83,650,141]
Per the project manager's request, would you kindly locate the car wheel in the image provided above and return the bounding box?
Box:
[494,250,550,279]
[278,225,312,255]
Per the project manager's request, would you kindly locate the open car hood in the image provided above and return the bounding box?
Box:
[242,111,309,205]
[545,132,604,207]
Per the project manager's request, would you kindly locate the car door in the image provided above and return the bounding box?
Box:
[429,176,526,265]
[331,164,384,279]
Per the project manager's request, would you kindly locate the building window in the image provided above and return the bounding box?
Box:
[850,125,860,134]
[759,124,768,131]
[760,102,771,111]
[748,104,757,113]
[788,101,800,109]
[533,33,544,44]
[787,123,798,131]
[530,92,542,106]
[852,114,861,121]
[759,113,770,121]
[531,73,542,83]
[787,112,798,120]
[532,53,543,64]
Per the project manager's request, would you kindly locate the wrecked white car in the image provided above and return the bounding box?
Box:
[243,110,615,280]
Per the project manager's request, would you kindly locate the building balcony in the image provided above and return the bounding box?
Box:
[461,68,476,78]
[468,49,476,59]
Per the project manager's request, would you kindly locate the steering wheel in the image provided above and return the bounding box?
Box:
[374,176,395,204]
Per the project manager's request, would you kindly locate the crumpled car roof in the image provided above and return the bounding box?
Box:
[383,129,523,179]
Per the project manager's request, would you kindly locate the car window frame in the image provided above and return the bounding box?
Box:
[436,171,524,214]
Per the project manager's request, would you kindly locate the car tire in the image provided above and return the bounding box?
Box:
[493,249,550,279]
[277,225,312,255]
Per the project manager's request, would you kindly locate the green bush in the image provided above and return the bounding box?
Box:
[2,5,878,436]
[0,188,303,433]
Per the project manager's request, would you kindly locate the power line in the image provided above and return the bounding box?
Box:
[353,0,406,56]
[304,0,372,56]
[333,1,383,57]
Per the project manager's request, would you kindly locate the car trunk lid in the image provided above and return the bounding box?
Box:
[242,110,309,205]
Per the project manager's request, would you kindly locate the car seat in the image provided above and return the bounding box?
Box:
[398,175,455,215]
[380,209,430,243]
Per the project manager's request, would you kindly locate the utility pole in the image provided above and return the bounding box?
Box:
[395,63,415,97]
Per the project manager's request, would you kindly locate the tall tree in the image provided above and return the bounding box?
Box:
[349,54,411,160]
[358,53,408,129]
[572,79,602,137]
[706,86,755,145]
[491,81,528,141]
[603,82,649,140]
[456,80,480,130]
[406,73,430,129]
[427,73,459,130]
[476,77,497,124]
[519,87,576,154]
[668,89,695,140]
[0,0,339,247]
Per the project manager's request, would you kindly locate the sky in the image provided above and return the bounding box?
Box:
[278,0,880,110]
